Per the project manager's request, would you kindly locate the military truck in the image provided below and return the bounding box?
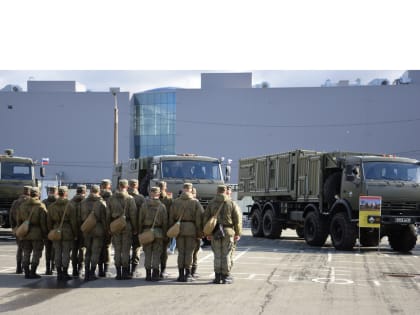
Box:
[0,149,44,227]
[112,154,228,206]
[238,149,420,252]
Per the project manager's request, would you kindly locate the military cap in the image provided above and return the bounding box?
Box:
[77,185,87,193]
[31,187,40,196]
[90,184,100,193]
[119,179,129,187]
[23,185,32,193]
[101,179,112,185]
[217,185,227,193]
[183,182,193,189]
[150,186,161,194]
[58,186,68,193]
[158,181,167,188]
[128,179,138,185]
[47,185,58,192]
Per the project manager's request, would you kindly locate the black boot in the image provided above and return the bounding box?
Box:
[184,269,194,282]
[145,268,152,281]
[221,274,233,284]
[45,260,52,275]
[30,264,41,279]
[104,263,109,277]
[191,266,199,279]
[213,273,221,284]
[84,266,90,281]
[151,268,160,281]
[160,263,168,279]
[72,263,78,277]
[78,263,84,277]
[90,266,98,281]
[122,267,132,280]
[62,267,72,281]
[176,268,184,282]
[115,266,122,280]
[98,264,105,277]
[16,260,23,274]
[24,266,31,279]
[57,267,63,281]
[131,263,138,277]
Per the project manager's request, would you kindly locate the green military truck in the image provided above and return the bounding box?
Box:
[112,154,227,207]
[238,149,420,252]
[0,149,41,227]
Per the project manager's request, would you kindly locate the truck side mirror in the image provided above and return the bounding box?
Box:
[225,165,231,182]
[40,167,46,178]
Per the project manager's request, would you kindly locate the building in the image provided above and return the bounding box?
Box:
[0,81,130,185]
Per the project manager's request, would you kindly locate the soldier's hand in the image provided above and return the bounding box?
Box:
[234,235,240,241]
[206,236,212,241]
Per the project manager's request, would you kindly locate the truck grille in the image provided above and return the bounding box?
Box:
[381,202,419,217]
[0,198,15,210]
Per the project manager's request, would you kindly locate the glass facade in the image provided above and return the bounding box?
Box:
[132,88,176,157]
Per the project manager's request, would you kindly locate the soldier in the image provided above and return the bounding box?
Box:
[80,185,108,281]
[226,185,242,270]
[47,186,76,281]
[138,186,167,281]
[169,182,203,282]
[158,180,172,279]
[9,185,32,274]
[68,185,87,277]
[203,185,242,284]
[42,185,58,275]
[98,179,112,277]
[191,187,204,279]
[127,179,145,277]
[17,187,48,279]
[108,179,137,280]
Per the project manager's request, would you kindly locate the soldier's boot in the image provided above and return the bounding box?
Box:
[176,268,185,282]
[30,264,41,279]
[84,266,90,281]
[16,259,23,274]
[104,263,109,277]
[72,263,79,277]
[160,263,169,279]
[191,266,199,279]
[151,268,160,282]
[131,264,138,277]
[62,267,72,281]
[213,273,221,284]
[90,266,98,281]
[24,266,31,279]
[51,261,56,272]
[145,268,152,281]
[184,269,194,282]
[221,274,233,284]
[56,267,63,281]
[45,260,52,275]
[122,267,132,280]
[115,266,122,280]
[98,264,105,277]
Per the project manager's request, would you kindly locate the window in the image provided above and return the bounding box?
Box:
[1,162,32,180]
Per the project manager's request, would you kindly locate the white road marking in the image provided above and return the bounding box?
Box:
[233,248,250,261]
[373,280,381,286]
[327,252,332,263]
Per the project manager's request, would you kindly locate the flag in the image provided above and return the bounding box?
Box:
[41,158,50,165]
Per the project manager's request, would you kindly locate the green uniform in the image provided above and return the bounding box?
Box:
[128,188,145,270]
[98,190,112,276]
[67,194,86,276]
[9,194,29,273]
[138,199,167,274]
[108,191,137,278]
[159,192,172,276]
[203,194,242,281]
[169,192,203,279]
[81,194,108,280]
[42,195,58,274]
[17,197,48,277]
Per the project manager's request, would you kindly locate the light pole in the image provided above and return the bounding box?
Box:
[110,88,120,165]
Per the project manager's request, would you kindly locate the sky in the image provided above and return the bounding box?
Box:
[0,1,418,92]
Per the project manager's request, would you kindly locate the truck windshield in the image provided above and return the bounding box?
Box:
[161,160,222,180]
[363,161,420,183]
[0,162,33,180]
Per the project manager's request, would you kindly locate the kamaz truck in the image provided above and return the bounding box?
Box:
[0,149,42,227]
[112,154,228,207]
[238,149,420,252]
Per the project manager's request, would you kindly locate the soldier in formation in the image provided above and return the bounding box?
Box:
[98,179,112,277]
[158,181,172,278]
[42,186,58,275]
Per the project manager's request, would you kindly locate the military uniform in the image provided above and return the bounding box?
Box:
[138,187,167,281]
[203,187,242,284]
[191,189,204,278]
[80,185,108,281]
[42,186,58,275]
[128,179,145,276]
[47,186,76,281]
[98,179,112,277]
[68,185,86,277]
[9,186,31,274]
[17,187,48,279]
[169,184,203,282]
[159,184,173,278]
[108,181,137,280]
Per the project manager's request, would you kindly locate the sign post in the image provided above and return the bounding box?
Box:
[359,196,382,252]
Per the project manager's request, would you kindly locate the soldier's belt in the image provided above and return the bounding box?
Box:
[142,225,162,228]
[181,220,194,223]
[223,224,234,228]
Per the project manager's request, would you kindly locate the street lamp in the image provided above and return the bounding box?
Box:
[110,87,120,165]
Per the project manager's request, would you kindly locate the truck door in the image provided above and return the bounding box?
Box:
[341,160,363,216]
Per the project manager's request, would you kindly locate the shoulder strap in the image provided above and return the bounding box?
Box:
[27,205,37,221]
[150,201,160,229]
[214,201,225,219]
[58,203,69,229]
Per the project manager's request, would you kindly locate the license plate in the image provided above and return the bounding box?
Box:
[394,217,412,223]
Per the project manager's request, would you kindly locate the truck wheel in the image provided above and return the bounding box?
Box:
[359,229,380,247]
[323,172,341,207]
[304,211,328,246]
[262,209,282,239]
[296,226,304,238]
[250,209,264,237]
[388,225,417,252]
[330,212,357,250]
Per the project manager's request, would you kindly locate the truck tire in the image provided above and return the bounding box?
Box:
[296,226,304,238]
[262,209,282,239]
[330,212,357,250]
[388,224,417,252]
[359,229,380,247]
[304,211,329,246]
[323,172,341,207]
[250,209,264,237]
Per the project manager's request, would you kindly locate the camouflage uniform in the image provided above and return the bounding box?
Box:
[17,188,48,279]
[9,186,31,274]
[42,187,58,275]
[98,179,112,277]
[68,185,86,277]
[191,188,204,278]
[108,183,137,280]
[159,186,173,278]
[138,189,167,281]
[169,184,203,282]
[80,185,108,281]
[128,180,145,276]
[203,187,242,284]
[47,187,77,281]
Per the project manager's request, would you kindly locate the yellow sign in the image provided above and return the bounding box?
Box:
[359,196,381,228]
